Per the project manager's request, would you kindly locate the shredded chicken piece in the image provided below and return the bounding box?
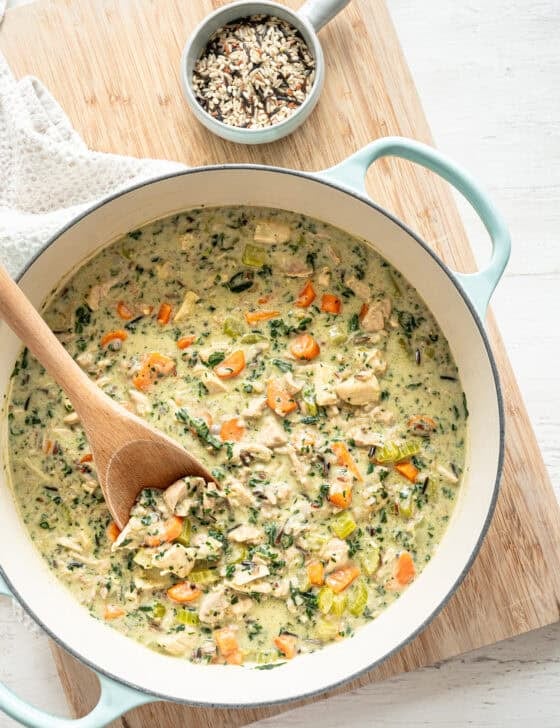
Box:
[258,416,288,448]
[174,291,199,322]
[335,374,380,405]
[86,276,121,311]
[227,525,265,544]
[320,538,350,573]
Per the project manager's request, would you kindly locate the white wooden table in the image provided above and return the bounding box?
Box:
[1,0,559,725]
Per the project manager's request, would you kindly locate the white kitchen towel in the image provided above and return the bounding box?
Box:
[0,52,184,276]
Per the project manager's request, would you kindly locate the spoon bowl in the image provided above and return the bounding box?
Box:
[0,263,214,529]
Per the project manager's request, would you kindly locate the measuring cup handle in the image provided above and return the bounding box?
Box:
[0,574,154,727]
[298,0,351,32]
[318,136,511,318]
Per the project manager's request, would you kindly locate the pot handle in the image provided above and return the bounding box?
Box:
[318,136,511,318]
[298,0,351,32]
[0,574,154,728]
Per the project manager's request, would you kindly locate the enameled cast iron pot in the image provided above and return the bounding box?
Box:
[0,137,510,727]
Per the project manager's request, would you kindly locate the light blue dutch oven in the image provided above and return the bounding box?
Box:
[0,137,510,726]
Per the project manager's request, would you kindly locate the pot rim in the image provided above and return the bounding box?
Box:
[0,163,505,708]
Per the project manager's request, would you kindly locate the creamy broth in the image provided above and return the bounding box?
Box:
[7,207,466,665]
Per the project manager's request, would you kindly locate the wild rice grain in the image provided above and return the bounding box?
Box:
[192,15,316,130]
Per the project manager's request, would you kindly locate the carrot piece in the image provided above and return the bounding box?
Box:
[295,280,316,308]
[132,352,176,390]
[167,581,202,603]
[258,295,272,305]
[359,302,369,321]
[116,301,134,320]
[395,551,416,586]
[290,333,320,360]
[307,560,325,587]
[157,303,172,325]
[220,418,246,442]
[244,309,281,325]
[146,515,184,547]
[104,604,125,620]
[407,414,437,436]
[395,461,419,483]
[325,565,361,593]
[331,441,363,481]
[274,633,298,659]
[328,482,353,509]
[100,329,128,348]
[321,294,342,314]
[214,350,245,379]
[266,378,298,416]
[80,453,93,463]
[106,521,121,543]
[214,626,241,663]
[177,335,196,350]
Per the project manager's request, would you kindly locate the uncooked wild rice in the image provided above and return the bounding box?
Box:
[192,15,316,130]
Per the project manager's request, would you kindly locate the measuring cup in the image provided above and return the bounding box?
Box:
[180,0,351,144]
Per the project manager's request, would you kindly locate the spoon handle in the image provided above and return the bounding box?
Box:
[0,264,99,406]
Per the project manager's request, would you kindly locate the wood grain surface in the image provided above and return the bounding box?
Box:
[1,1,559,726]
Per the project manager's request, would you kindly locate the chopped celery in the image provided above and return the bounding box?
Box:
[254,650,277,664]
[331,593,347,616]
[348,579,368,616]
[374,440,420,464]
[189,568,220,585]
[399,492,414,519]
[242,243,267,268]
[317,586,334,615]
[223,317,244,338]
[315,618,340,642]
[240,332,267,344]
[360,548,380,576]
[331,511,357,540]
[174,518,191,546]
[305,532,328,552]
[227,544,248,564]
[176,608,200,625]
[301,387,318,416]
[328,325,348,345]
[152,602,166,620]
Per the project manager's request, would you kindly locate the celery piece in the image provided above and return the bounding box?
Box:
[374,440,420,464]
[331,593,347,617]
[174,518,191,546]
[242,243,267,268]
[227,544,248,564]
[328,325,348,345]
[240,332,267,344]
[189,568,220,585]
[331,511,357,540]
[317,586,334,615]
[152,603,166,620]
[176,608,200,625]
[254,650,278,664]
[315,617,340,642]
[360,548,380,577]
[301,387,318,416]
[305,532,328,553]
[399,492,414,519]
[223,317,244,338]
[348,579,368,616]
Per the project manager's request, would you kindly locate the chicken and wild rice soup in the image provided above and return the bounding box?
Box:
[7,207,467,666]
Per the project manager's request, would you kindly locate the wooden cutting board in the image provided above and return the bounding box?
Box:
[2,1,560,725]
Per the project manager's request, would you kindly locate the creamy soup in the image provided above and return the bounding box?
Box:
[7,207,466,666]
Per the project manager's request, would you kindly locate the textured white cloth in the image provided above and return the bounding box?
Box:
[0,53,184,276]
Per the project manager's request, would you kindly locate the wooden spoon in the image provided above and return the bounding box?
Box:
[0,264,214,529]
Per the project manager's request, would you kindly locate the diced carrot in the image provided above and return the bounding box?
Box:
[244,310,281,325]
[220,418,246,442]
[116,301,134,321]
[307,560,325,587]
[321,294,342,314]
[328,482,353,509]
[167,581,202,603]
[266,378,298,416]
[395,461,419,483]
[100,330,128,348]
[325,565,361,593]
[104,604,125,620]
[290,333,320,360]
[80,453,93,463]
[331,441,363,481]
[295,280,316,308]
[132,352,176,390]
[177,335,196,350]
[407,415,437,436]
[157,303,172,325]
[395,551,416,586]
[274,633,298,659]
[214,626,240,661]
[145,515,184,547]
[214,350,245,379]
[258,295,272,305]
[106,521,121,543]
[359,302,369,321]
